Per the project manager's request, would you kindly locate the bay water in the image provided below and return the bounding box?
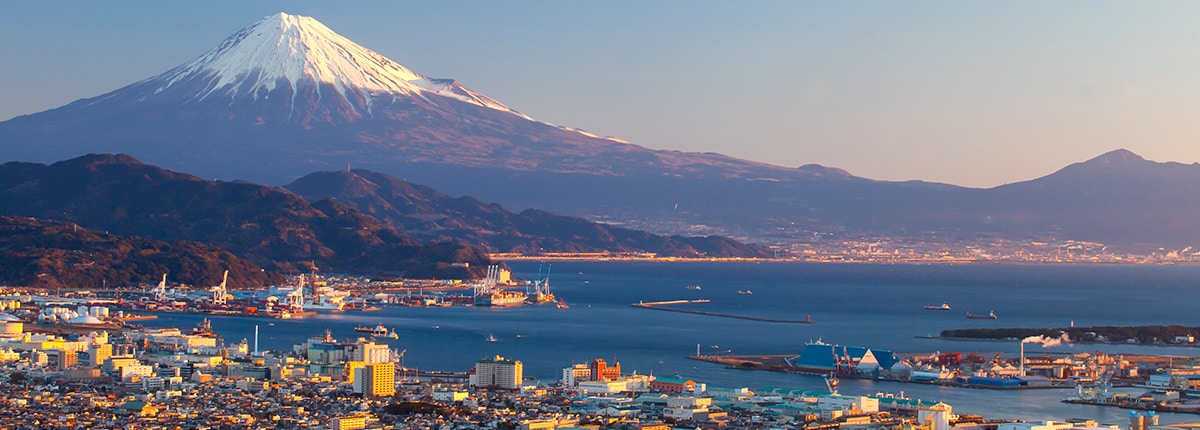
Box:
[141,262,1200,424]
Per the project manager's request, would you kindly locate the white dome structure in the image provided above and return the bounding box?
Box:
[67,314,104,325]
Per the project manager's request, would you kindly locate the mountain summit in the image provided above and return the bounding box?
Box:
[150,12,530,121]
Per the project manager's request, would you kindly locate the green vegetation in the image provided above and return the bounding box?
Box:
[941,325,1200,345]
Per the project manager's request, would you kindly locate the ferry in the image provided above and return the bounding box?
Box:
[924,302,951,311]
[967,310,998,319]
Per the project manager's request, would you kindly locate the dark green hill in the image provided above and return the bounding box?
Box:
[285,169,773,258]
[0,216,280,289]
[0,154,489,278]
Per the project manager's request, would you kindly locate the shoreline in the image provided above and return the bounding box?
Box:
[490,255,1200,266]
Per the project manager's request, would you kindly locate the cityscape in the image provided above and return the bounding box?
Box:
[3,3,1200,430]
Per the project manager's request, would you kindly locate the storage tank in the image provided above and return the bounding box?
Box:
[0,322,22,334]
[99,307,110,317]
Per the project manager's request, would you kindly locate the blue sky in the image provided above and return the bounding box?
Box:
[2,1,1198,187]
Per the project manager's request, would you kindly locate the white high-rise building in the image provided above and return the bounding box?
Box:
[472,355,522,389]
[352,340,391,364]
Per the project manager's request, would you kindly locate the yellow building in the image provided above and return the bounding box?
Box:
[362,362,395,398]
[331,416,367,430]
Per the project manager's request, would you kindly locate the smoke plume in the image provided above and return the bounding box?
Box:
[1022,333,1072,347]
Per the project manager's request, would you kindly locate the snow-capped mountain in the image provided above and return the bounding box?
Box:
[149,13,534,121]
[1,12,787,184]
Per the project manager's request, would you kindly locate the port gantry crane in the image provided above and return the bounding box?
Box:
[210,270,229,305]
[473,265,502,300]
[153,274,168,302]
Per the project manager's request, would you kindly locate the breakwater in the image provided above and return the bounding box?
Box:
[632,299,813,323]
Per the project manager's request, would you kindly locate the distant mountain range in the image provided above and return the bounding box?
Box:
[0,216,281,290]
[1,13,1198,252]
[284,169,773,258]
[0,154,491,279]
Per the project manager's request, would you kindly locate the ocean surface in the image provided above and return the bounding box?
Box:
[141,262,1200,424]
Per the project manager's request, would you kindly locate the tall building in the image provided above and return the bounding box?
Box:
[473,355,523,389]
[590,358,621,381]
[88,343,113,367]
[561,363,591,386]
[352,340,391,364]
[47,349,77,370]
[361,362,395,398]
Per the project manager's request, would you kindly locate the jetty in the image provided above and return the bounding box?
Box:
[632,299,813,324]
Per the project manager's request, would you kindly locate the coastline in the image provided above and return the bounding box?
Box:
[490,254,1200,266]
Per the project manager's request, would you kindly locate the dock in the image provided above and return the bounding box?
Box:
[632,299,813,323]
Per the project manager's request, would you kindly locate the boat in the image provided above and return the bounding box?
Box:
[476,290,528,306]
[924,302,951,311]
[686,285,702,291]
[474,265,528,306]
[354,323,392,337]
[556,299,569,309]
[191,318,215,336]
[737,290,753,295]
[967,310,998,319]
[487,333,497,342]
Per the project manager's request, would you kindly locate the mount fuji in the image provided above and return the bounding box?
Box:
[0,12,795,184]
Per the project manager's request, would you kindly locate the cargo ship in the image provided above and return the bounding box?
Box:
[924,302,951,311]
[475,290,528,307]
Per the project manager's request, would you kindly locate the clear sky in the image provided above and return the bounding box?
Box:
[2,1,1198,188]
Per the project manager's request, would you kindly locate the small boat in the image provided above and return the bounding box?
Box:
[355,323,391,337]
[737,290,753,295]
[686,285,702,291]
[967,310,997,319]
[556,299,569,309]
[924,302,951,311]
[487,333,497,342]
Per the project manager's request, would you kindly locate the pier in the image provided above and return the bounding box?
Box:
[632,299,813,323]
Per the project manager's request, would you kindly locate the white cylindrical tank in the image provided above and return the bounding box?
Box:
[0,322,22,334]
[78,305,89,316]
[90,306,102,317]
[99,307,110,317]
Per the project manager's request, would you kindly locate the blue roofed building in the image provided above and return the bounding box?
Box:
[784,342,899,375]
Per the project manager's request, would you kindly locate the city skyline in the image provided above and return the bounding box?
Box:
[2,1,1198,187]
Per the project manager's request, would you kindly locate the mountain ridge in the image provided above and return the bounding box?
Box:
[0,154,491,278]
[284,169,775,258]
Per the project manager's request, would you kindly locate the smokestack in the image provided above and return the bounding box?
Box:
[1017,338,1027,377]
[254,324,259,356]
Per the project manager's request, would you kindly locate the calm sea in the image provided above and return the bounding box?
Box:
[141,262,1200,424]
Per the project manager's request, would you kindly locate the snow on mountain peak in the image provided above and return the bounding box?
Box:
[149,12,531,120]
